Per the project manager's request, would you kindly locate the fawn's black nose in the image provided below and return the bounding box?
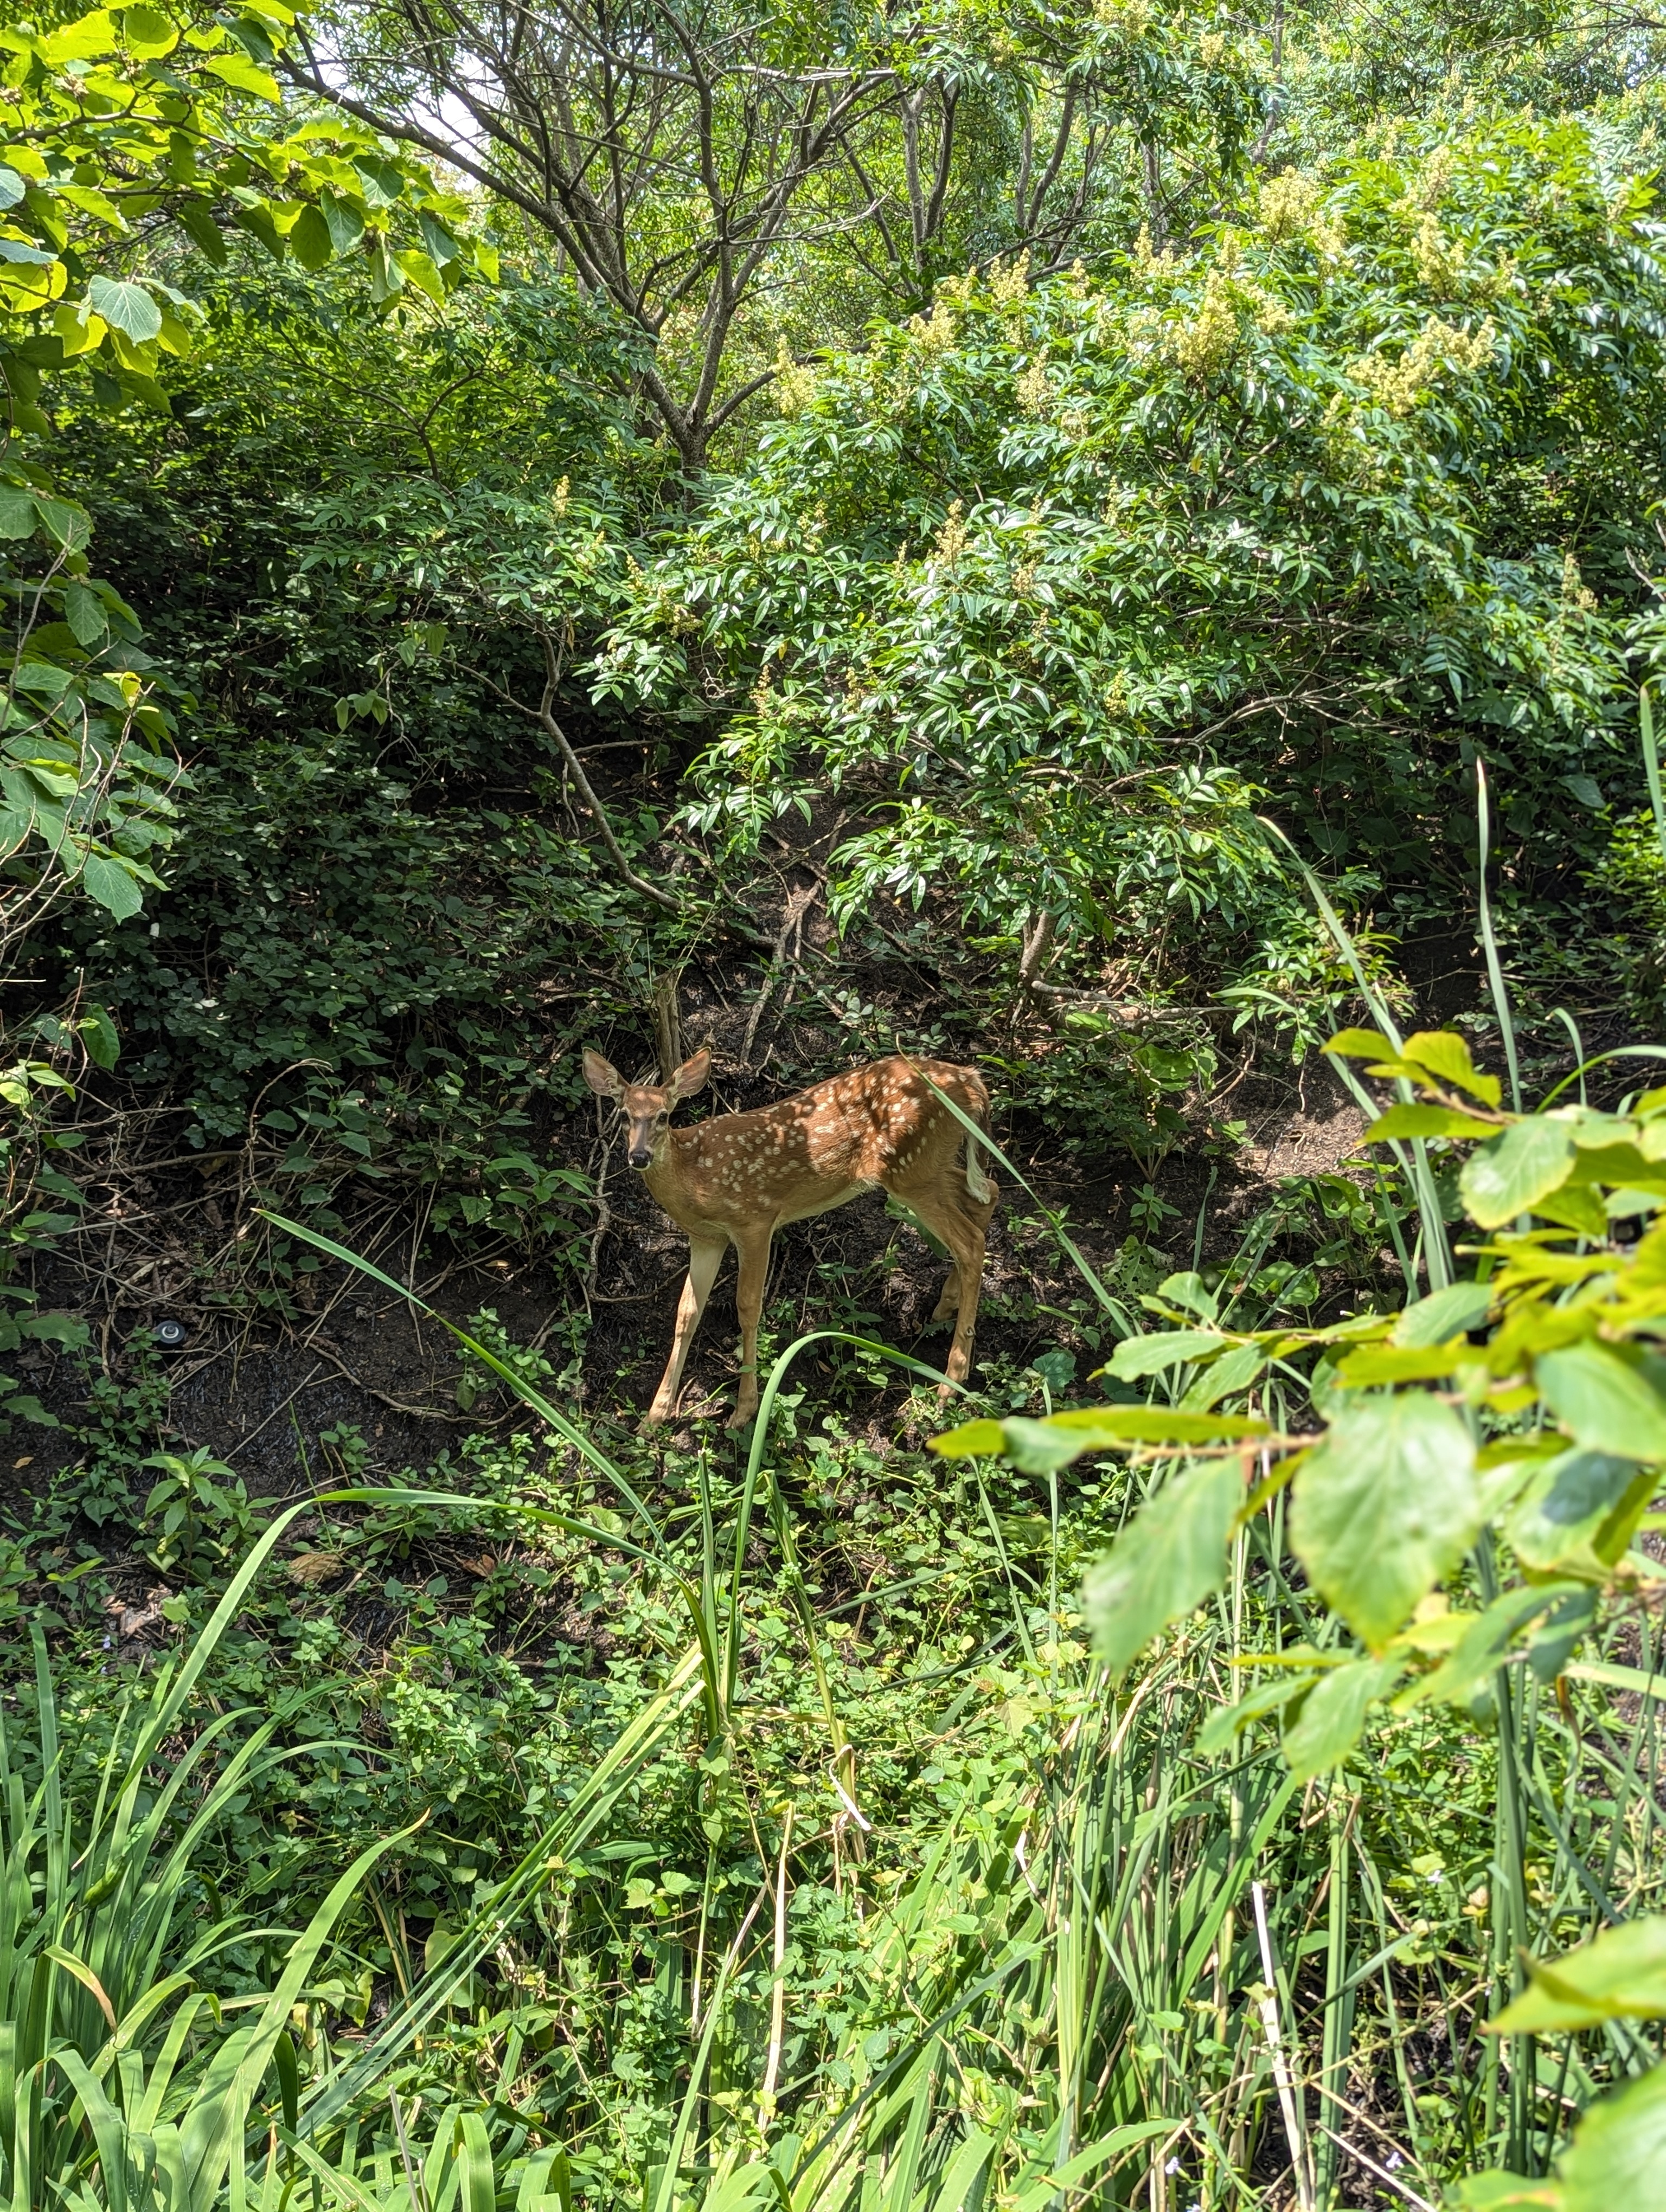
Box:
[629,1147,652,1169]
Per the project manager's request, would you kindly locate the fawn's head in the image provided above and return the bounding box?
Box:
[582,1047,710,1169]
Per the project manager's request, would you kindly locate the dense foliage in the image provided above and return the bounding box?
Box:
[10,1,1666,2207]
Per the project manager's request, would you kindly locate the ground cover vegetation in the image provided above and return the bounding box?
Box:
[11,0,1666,2204]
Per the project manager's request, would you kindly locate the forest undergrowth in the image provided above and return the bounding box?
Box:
[12,0,1666,2205]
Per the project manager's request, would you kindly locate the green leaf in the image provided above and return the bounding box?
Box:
[928,1419,1006,1458]
[319,189,366,254]
[1291,1393,1481,1651]
[1449,2176,1561,2210]
[119,4,178,56]
[1281,1654,1404,1782]
[1396,1030,1504,1107]
[79,853,143,921]
[79,1002,119,1070]
[1561,2062,1666,2205]
[1460,1117,1577,1228]
[1334,1339,1470,1386]
[1496,1917,1666,2033]
[62,579,107,647]
[1323,1027,1398,1061]
[202,50,281,99]
[1181,1339,1265,1409]
[1195,1672,1312,1754]
[1536,1342,1666,1461]
[1365,1103,1501,1141]
[1506,1450,1655,1575]
[289,201,333,271]
[1081,1458,1241,1679]
[0,168,22,210]
[1155,1270,1216,1319]
[87,275,162,343]
[175,198,229,265]
[0,484,36,538]
[1560,772,1605,811]
[1109,1328,1228,1378]
[1394,1280,1494,1346]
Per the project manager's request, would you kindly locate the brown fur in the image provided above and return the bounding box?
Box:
[582,1051,998,1428]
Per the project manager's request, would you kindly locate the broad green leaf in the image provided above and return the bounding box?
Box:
[1323,1027,1397,1061]
[175,197,229,265]
[80,1002,119,1069]
[1396,1029,1503,1107]
[0,166,23,209]
[289,201,333,271]
[119,4,178,55]
[1536,1342,1666,1460]
[62,578,107,647]
[1449,2177,1560,2210]
[1400,1583,1578,1711]
[0,483,36,538]
[1281,1654,1404,1782]
[929,1418,1005,1458]
[1195,1671,1312,1753]
[394,247,447,302]
[1494,1917,1666,2033]
[1334,1340,1468,1386]
[1460,1117,1577,1227]
[1181,1339,1265,1409]
[1365,1102,1501,1141]
[1081,1458,1241,1679]
[1156,1269,1218,1320]
[1505,1451,1655,1576]
[1394,1279,1494,1345]
[977,1405,1267,1472]
[202,49,281,98]
[1561,2062,1666,2205]
[87,274,161,342]
[1109,1328,1227,1378]
[320,189,367,253]
[1291,1392,1481,1651]
[79,852,143,919]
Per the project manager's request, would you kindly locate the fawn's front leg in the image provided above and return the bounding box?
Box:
[728,1225,774,1429]
[643,1236,726,1428]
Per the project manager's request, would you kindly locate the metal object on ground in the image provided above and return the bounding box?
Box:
[152,1319,188,1348]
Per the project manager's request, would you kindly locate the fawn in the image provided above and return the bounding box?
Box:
[582,1049,997,1428]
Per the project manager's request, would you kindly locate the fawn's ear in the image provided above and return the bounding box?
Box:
[582,1049,624,1101]
[668,1049,710,1102]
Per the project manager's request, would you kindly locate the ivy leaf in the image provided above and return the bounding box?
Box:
[1535,1342,1666,1461]
[1080,1458,1241,1679]
[1291,1393,1481,1651]
[87,275,161,343]
[1460,1117,1576,1227]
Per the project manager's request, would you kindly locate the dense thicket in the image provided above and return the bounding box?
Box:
[9,3,1666,2208]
